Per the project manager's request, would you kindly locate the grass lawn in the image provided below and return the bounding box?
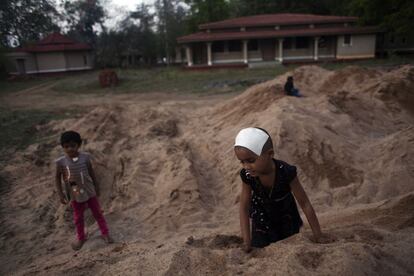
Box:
[2,56,413,96]
[50,65,297,95]
[0,107,81,160]
[44,56,414,95]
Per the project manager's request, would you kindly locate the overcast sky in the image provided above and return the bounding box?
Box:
[55,0,156,30]
[105,0,156,29]
[115,0,155,10]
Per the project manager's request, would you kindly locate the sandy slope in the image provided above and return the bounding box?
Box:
[0,65,413,275]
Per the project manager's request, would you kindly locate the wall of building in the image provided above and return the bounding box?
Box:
[6,52,38,74]
[212,51,243,63]
[180,34,377,66]
[37,52,67,72]
[247,51,262,62]
[284,48,314,60]
[7,50,94,75]
[336,34,376,59]
[65,51,92,70]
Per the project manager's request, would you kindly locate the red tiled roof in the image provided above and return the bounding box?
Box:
[16,32,92,52]
[17,44,92,52]
[178,26,381,43]
[199,13,358,30]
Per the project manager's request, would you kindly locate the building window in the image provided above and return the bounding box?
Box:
[344,35,352,45]
[283,38,293,49]
[212,41,225,52]
[296,37,310,49]
[83,55,87,65]
[228,40,242,52]
[248,40,258,51]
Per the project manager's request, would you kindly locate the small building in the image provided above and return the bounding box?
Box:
[6,32,93,75]
[177,13,381,67]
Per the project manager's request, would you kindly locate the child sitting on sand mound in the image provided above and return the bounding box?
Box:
[284,76,302,97]
[55,131,113,250]
[235,127,328,252]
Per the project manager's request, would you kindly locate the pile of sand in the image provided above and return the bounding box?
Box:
[0,65,413,275]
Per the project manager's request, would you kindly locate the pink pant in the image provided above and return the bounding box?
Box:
[71,196,109,241]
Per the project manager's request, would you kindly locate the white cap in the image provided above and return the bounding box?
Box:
[234,128,269,156]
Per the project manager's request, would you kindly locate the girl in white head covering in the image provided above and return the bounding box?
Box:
[234,127,330,252]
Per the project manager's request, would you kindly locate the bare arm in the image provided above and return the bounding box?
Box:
[239,182,252,252]
[87,161,99,196]
[55,165,67,204]
[290,177,322,241]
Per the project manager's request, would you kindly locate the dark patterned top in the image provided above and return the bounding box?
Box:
[240,159,303,235]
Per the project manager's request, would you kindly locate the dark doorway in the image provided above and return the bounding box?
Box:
[16,59,26,74]
[260,39,275,61]
[193,43,207,65]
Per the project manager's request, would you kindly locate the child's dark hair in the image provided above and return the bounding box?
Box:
[60,131,82,146]
[255,127,273,154]
[287,76,293,81]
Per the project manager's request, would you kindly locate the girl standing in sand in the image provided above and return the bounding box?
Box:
[55,131,113,250]
[235,127,328,252]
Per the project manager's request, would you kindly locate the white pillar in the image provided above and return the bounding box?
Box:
[242,40,248,64]
[314,37,319,61]
[278,39,284,63]
[186,45,193,67]
[207,42,212,66]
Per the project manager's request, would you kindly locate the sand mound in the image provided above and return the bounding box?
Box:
[1,65,413,275]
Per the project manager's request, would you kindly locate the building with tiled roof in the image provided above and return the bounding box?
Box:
[176,13,381,67]
[6,33,93,75]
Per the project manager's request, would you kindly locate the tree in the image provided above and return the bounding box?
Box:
[184,0,230,32]
[95,3,159,67]
[347,0,414,36]
[228,0,348,18]
[0,0,60,47]
[95,30,125,67]
[126,3,159,65]
[155,0,187,64]
[0,45,11,78]
[62,0,106,46]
